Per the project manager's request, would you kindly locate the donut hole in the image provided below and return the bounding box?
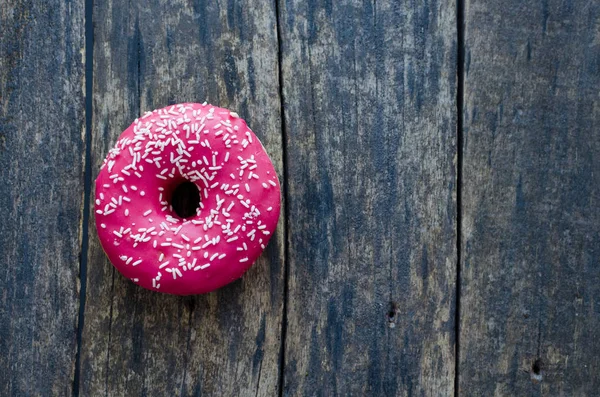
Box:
[171,181,200,218]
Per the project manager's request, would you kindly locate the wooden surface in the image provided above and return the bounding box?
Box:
[459,0,600,395]
[278,0,457,395]
[79,1,285,396]
[0,0,598,396]
[0,0,85,395]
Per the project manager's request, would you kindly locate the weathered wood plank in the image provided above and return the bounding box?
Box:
[80,1,284,395]
[0,0,85,395]
[278,1,457,395]
[460,0,600,394]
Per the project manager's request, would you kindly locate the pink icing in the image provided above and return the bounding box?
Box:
[94,103,281,295]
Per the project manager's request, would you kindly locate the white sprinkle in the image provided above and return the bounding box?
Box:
[113,231,123,238]
[140,191,145,196]
[125,209,129,216]
[210,253,218,261]
[159,253,165,262]
[269,180,277,186]
[239,257,249,262]
[262,183,269,188]
[245,183,250,192]
[267,206,273,211]
[159,261,170,269]
[132,259,142,266]
[181,234,190,242]
[144,209,152,216]
[201,240,213,249]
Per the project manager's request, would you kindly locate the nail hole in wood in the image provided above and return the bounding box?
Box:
[387,302,398,328]
[530,358,544,382]
[532,359,542,375]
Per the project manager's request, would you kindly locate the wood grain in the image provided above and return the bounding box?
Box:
[79,1,285,395]
[460,0,600,394]
[0,0,85,395]
[278,0,457,395]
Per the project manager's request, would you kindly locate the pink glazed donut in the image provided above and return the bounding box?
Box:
[94,103,281,295]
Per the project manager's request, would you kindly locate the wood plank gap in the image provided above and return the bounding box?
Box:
[73,0,95,394]
[455,0,465,395]
[274,1,290,396]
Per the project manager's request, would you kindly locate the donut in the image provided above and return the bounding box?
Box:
[94,103,281,295]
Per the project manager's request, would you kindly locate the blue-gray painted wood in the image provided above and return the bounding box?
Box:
[0,0,85,395]
[79,0,285,395]
[460,0,600,394]
[278,0,458,395]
